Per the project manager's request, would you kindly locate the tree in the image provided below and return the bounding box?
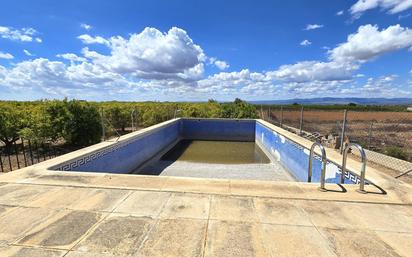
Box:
[64,100,102,146]
[0,106,29,148]
[105,106,130,132]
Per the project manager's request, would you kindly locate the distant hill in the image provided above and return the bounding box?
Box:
[250,97,412,105]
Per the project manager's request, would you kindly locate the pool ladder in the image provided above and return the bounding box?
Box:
[308,142,367,193]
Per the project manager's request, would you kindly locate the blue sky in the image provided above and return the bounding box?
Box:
[0,0,412,101]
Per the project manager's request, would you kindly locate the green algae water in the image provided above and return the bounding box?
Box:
[161,140,270,164]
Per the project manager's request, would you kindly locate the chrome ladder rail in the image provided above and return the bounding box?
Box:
[342,143,367,193]
[308,142,327,191]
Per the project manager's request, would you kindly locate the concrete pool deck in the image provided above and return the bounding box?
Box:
[0,167,411,257]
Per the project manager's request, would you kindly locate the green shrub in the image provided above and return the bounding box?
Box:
[385,147,408,161]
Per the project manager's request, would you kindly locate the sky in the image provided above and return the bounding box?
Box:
[0,0,412,101]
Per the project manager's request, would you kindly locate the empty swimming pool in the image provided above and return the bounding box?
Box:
[134,139,295,181]
[50,118,362,184]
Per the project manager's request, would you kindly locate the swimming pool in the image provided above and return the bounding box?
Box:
[51,118,362,184]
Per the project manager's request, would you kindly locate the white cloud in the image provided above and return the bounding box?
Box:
[410,69,412,75]
[0,26,42,42]
[78,34,109,45]
[82,27,206,81]
[329,24,412,63]
[1,25,411,100]
[208,57,229,70]
[350,0,412,18]
[336,10,344,16]
[214,60,229,70]
[23,49,33,56]
[56,53,87,62]
[304,24,324,30]
[266,61,358,83]
[300,39,312,46]
[80,23,92,30]
[0,51,14,59]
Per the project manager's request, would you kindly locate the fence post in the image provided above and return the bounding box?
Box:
[260,105,264,120]
[28,140,34,165]
[368,122,374,149]
[52,144,57,158]
[21,139,28,167]
[101,108,106,141]
[299,106,304,135]
[13,141,20,169]
[35,142,40,163]
[340,109,348,154]
[131,109,135,132]
[280,106,283,127]
[0,150,3,172]
[7,145,12,171]
[41,142,47,161]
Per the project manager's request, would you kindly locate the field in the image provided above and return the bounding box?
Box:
[265,108,412,162]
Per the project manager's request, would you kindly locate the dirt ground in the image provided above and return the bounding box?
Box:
[266,110,412,161]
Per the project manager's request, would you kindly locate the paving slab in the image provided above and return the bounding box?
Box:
[0,245,67,257]
[0,207,59,245]
[209,195,257,222]
[93,175,167,190]
[137,218,206,257]
[0,184,60,206]
[342,203,412,233]
[27,187,129,211]
[75,214,154,256]
[21,173,104,187]
[114,191,171,217]
[375,231,412,257]
[159,193,210,220]
[0,204,14,218]
[204,220,269,257]
[319,228,401,257]
[253,198,312,226]
[17,210,104,249]
[296,200,364,230]
[260,223,336,257]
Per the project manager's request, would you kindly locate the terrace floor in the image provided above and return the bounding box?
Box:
[0,169,411,257]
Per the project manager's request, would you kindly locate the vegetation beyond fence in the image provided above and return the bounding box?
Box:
[0,98,257,172]
[260,105,412,171]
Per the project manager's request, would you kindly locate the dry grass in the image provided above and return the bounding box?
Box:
[267,110,412,161]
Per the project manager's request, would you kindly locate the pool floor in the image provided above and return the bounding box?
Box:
[134,140,296,181]
[161,140,270,164]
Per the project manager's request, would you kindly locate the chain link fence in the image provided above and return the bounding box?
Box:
[263,106,412,173]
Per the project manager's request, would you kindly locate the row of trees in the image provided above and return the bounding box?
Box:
[0,98,257,148]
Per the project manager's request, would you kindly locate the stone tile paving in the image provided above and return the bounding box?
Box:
[0,179,410,257]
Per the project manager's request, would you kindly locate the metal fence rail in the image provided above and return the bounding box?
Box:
[0,139,75,173]
[263,106,412,172]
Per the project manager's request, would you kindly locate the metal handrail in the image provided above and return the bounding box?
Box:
[342,143,367,193]
[308,142,327,191]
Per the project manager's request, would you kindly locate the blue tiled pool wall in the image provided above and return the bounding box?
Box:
[256,122,361,184]
[53,121,181,173]
[181,119,255,141]
[52,119,255,173]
